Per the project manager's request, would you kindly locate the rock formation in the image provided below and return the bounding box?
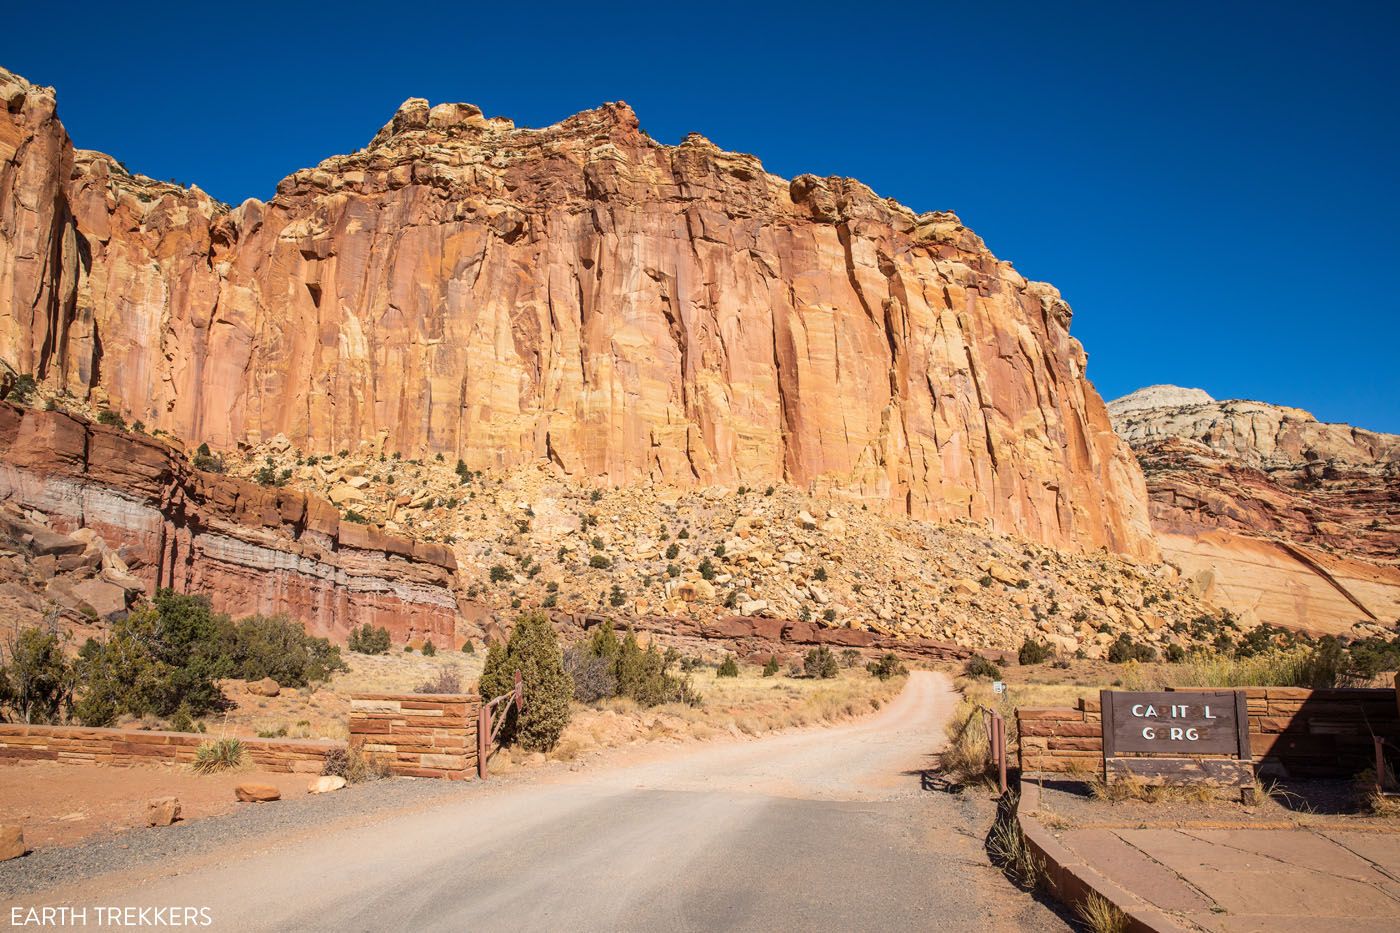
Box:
[0,65,1155,560]
[1108,386,1400,632]
[0,402,458,645]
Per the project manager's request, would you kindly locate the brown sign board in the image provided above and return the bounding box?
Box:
[1102,690,1246,756]
[1101,689,1253,791]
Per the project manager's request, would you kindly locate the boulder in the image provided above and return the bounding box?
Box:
[27,528,84,556]
[0,824,24,861]
[146,796,181,827]
[246,677,281,697]
[234,783,281,803]
[307,775,346,794]
[71,578,129,620]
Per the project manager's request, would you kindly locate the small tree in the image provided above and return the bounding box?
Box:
[762,656,780,677]
[866,652,908,681]
[717,655,740,678]
[479,613,573,751]
[804,646,838,679]
[349,624,391,655]
[0,624,76,724]
[422,639,436,657]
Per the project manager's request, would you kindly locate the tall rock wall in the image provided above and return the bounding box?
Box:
[0,402,459,644]
[0,66,1156,559]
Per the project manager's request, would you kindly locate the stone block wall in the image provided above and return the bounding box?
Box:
[348,693,479,780]
[0,724,342,772]
[1017,686,1400,778]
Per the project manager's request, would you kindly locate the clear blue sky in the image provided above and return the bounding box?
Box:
[4,2,1396,431]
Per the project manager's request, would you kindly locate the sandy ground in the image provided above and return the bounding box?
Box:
[1,672,1066,932]
[0,765,316,849]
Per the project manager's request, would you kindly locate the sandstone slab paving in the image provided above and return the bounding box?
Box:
[1057,823,1400,931]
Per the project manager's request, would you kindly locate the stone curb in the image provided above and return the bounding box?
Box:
[1016,779,1187,933]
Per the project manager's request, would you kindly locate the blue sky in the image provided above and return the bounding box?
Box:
[4,2,1396,430]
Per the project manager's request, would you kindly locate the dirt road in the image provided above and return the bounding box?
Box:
[7,672,1064,931]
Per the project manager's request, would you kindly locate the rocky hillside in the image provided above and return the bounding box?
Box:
[1108,386,1400,633]
[0,64,1154,559]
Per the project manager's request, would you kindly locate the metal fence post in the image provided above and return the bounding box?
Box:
[478,702,489,780]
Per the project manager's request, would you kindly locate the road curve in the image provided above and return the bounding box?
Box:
[42,672,1065,931]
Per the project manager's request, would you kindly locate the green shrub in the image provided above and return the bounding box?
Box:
[589,554,612,570]
[96,409,126,428]
[616,630,699,706]
[762,656,780,677]
[422,639,436,657]
[1165,644,1186,663]
[804,646,839,679]
[343,509,368,524]
[479,613,573,751]
[462,640,476,654]
[964,655,1002,680]
[665,542,680,560]
[840,649,861,668]
[349,624,391,655]
[0,626,75,724]
[812,565,828,582]
[866,652,908,680]
[192,738,245,774]
[490,565,511,583]
[609,585,626,607]
[9,373,37,404]
[717,655,740,678]
[1017,638,1051,666]
[1107,633,1157,664]
[821,608,836,623]
[698,558,716,580]
[228,614,346,687]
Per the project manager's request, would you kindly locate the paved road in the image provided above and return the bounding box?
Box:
[45,672,1065,932]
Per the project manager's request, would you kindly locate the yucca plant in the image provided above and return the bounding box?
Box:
[191,737,246,774]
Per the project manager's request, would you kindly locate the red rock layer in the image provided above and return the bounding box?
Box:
[0,67,1155,559]
[0,402,458,645]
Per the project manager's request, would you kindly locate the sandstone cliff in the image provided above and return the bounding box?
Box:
[0,403,459,645]
[1108,386,1400,632]
[0,65,1155,560]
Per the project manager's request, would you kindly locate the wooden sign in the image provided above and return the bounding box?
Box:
[1101,689,1253,790]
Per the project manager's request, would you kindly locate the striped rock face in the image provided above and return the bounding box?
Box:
[1,66,1155,560]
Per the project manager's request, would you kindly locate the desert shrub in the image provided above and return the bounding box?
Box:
[8,373,37,404]
[1165,643,1186,663]
[609,585,626,607]
[840,649,861,668]
[461,640,476,654]
[167,704,198,733]
[987,794,1044,890]
[589,554,612,570]
[665,542,680,560]
[698,558,716,580]
[422,640,437,657]
[415,668,462,693]
[192,738,245,774]
[616,630,699,706]
[228,614,346,687]
[1017,638,1051,666]
[321,742,391,783]
[349,624,391,655]
[480,612,573,751]
[866,652,908,681]
[804,646,838,679]
[964,655,1001,681]
[490,565,511,583]
[762,656,780,677]
[812,565,828,582]
[192,451,226,473]
[96,409,126,428]
[563,645,618,703]
[0,626,75,724]
[717,655,740,678]
[1107,633,1157,664]
[941,699,994,783]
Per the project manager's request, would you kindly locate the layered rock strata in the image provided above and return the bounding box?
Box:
[0,65,1154,559]
[0,403,458,644]
[1108,387,1400,631]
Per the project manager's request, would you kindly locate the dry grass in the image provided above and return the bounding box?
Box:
[943,675,1094,783]
[540,667,905,763]
[1076,892,1128,933]
[1087,770,1215,804]
[987,793,1045,890]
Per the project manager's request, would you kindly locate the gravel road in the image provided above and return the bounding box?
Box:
[1,672,1065,931]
